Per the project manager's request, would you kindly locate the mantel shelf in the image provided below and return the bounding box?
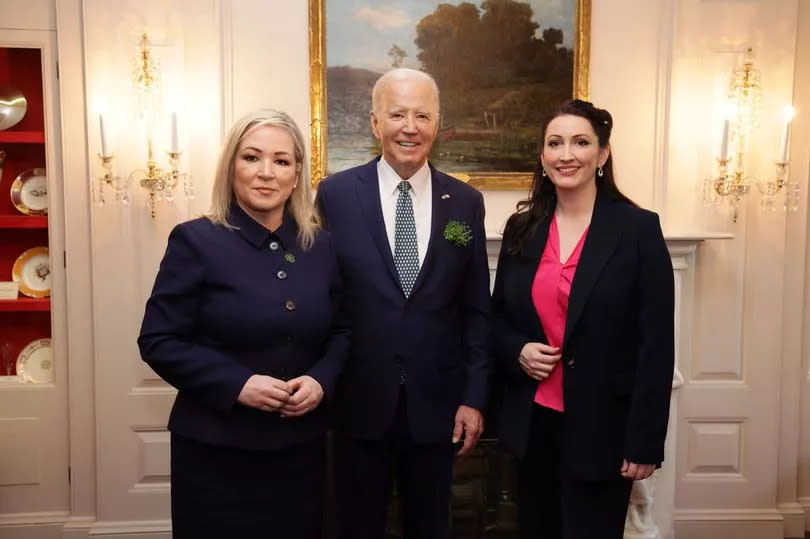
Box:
[486,231,735,242]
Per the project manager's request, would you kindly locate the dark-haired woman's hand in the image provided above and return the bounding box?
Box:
[621,460,655,480]
[518,342,561,381]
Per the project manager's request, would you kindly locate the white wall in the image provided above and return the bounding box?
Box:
[48,0,810,536]
[793,0,810,531]
[79,0,221,527]
[212,2,810,537]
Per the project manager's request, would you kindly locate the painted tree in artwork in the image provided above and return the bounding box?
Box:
[414,0,572,127]
[478,0,540,84]
[388,44,407,68]
[414,2,482,92]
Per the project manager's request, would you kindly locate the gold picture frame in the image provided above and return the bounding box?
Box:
[309,0,591,190]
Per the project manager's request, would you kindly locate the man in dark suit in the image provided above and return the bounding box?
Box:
[316,68,491,538]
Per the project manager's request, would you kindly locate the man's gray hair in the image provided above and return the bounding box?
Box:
[371,68,440,113]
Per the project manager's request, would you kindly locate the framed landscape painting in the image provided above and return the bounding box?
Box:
[309,0,591,189]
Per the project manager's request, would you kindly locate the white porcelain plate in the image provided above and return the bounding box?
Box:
[12,246,50,298]
[16,338,53,384]
[10,168,48,215]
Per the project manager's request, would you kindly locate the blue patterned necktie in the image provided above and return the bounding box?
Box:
[394,181,419,297]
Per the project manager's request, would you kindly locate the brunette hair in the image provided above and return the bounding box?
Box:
[506,99,635,254]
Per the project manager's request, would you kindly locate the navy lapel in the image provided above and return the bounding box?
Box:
[521,213,552,264]
[354,159,400,286]
[518,215,552,341]
[410,166,445,296]
[562,196,621,349]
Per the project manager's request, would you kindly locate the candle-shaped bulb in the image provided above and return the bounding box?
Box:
[99,114,109,156]
[170,112,179,153]
[719,101,737,161]
[780,105,794,163]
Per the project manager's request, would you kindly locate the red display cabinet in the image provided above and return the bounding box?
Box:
[0,46,51,379]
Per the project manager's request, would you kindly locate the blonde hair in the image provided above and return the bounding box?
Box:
[207,109,320,249]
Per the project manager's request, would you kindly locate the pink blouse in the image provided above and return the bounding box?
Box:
[530,215,589,412]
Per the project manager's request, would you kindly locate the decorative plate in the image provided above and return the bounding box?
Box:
[11,168,48,215]
[0,87,27,131]
[16,338,53,384]
[12,247,50,298]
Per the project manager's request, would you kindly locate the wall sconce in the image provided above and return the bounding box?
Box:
[92,34,193,218]
[704,49,797,222]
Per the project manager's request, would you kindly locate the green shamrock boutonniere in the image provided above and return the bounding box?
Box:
[443,220,472,247]
[284,252,296,264]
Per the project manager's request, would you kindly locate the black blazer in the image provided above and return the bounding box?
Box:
[492,196,674,480]
[317,157,491,444]
[138,204,349,450]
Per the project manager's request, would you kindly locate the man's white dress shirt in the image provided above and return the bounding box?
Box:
[377,157,432,268]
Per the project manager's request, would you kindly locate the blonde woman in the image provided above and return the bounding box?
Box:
[138,109,347,538]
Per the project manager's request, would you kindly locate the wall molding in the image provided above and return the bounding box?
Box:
[675,508,784,521]
[674,507,786,538]
[0,511,70,526]
[218,0,233,135]
[777,502,806,537]
[652,0,676,217]
[799,497,810,529]
[89,519,171,535]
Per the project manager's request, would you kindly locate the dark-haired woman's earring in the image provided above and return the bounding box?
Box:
[541,169,547,177]
[597,167,604,177]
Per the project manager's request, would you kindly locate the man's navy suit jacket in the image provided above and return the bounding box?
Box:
[316,157,491,444]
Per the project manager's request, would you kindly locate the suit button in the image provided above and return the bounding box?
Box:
[276,270,288,280]
[567,357,575,368]
[269,241,280,251]
[284,300,296,311]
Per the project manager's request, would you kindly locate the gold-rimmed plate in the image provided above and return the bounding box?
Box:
[16,338,53,384]
[0,87,27,131]
[12,247,50,298]
[11,168,48,215]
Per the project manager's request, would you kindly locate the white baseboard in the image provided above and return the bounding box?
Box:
[0,511,70,526]
[89,533,168,539]
[778,502,806,538]
[88,520,170,537]
[673,508,784,539]
[0,524,63,539]
[0,518,170,539]
[62,516,96,539]
[799,497,810,530]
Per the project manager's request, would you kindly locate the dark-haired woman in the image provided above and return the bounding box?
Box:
[492,99,674,538]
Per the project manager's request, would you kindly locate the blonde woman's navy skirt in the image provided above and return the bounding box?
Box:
[170,433,325,539]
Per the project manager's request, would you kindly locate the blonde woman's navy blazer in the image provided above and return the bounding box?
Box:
[138,204,349,450]
[492,196,675,480]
